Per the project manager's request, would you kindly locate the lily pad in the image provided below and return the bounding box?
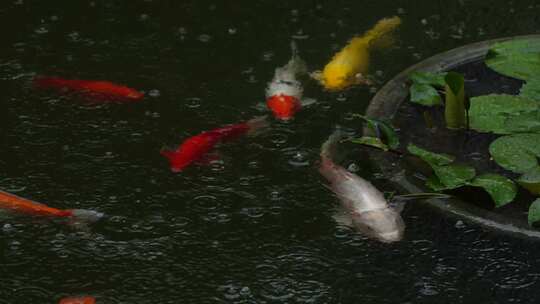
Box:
[520,78,540,102]
[528,198,540,226]
[469,94,539,134]
[433,164,476,189]
[468,174,517,207]
[407,143,455,166]
[489,133,540,173]
[410,83,442,106]
[349,136,389,151]
[410,71,447,86]
[485,38,540,81]
[517,166,540,195]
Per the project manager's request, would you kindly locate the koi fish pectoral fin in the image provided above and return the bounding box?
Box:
[352,73,375,86]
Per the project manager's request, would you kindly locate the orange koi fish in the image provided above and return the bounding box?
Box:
[0,190,103,223]
[265,42,313,120]
[34,76,144,102]
[59,296,96,304]
[161,116,268,172]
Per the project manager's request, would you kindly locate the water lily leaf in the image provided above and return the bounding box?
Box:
[433,164,476,189]
[354,115,400,149]
[426,175,448,191]
[407,143,455,166]
[410,71,447,86]
[349,136,389,151]
[468,174,517,207]
[528,198,540,226]
[485,38,540,81]
[410,83,442,106]
[444,72,466,129]
[517,166,540,195]
[469,94,539,134]
[520,78,540,101]
[489,133,540,173]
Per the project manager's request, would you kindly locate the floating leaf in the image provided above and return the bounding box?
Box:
[410,71,447,86]
[444,72,466,129]
[528,198,540,226]
[433,164,476,189]
[520,78,540,101]
[349,136,389,151]
[426,175,448,191]
[469,94,539,134]
[410,83,442,106]
[485,38,540,81]
[354,115,399,149]
[517,166,540,195]
[489,133,540,173]
[468,174,517,207]
[407,144,455,166]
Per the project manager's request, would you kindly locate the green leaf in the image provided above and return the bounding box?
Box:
[489,133,540,173]
[517,166,540,195]
[410,83,442,106]
[468,174,517,207]
[349,136,389,151]
[520,78,540,101]
[433,164,476,189]
[469,94,539,134]
[444,72,466,129]
[528,198,540,226]
[426,175,448,191]
[485,38,540,81]
[407,143,455,166]
[410,71,447,86]
[354,115,400,149]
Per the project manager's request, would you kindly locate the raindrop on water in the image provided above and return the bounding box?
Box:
[198,34,212,43]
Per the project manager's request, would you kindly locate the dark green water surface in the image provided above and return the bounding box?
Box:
[1,1,540,303]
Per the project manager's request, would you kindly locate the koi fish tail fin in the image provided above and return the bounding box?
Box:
[320,129,344,163]
[363,16,401,50]
[286,40,308,76]
[67,209,104,225]
[33,76,66,89]
[246,115,270,136]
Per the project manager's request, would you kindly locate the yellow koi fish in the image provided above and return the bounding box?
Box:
[315,16,401,91]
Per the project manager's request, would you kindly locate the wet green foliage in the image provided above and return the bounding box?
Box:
[353,115,400,150]
[444,72,466,129]
[528,198,540,226]
[520,78,540,101]
[485,38,540,81]
[407,144,516,207]
[489,133,540,173]
[469,94,540,134]
[349,136,389,151]
[409,71,447,106]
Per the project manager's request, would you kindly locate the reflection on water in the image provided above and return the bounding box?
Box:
[0,0,540,303]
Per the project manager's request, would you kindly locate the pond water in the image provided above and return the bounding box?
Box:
[1,1,540,303]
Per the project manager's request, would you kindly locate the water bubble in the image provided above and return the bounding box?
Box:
[148,89,160,97]
[228,28,237,35]
[198,34,212,43]
[139,14,149,21]
[288,150,310,167]
[455,220,466,229]
[35,27,49,34]
[185,97,201,108]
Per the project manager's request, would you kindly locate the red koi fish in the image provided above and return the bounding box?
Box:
[266,42,312,120]
[0,190,103,223]
[33,76,144,102]
[59,296,96,304]
[161,116,268,172]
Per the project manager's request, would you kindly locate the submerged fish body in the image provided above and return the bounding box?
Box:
[318,16,401,91]
[34,76,144,102]
[319,131,404,242]
[0,190,103,224]
[161,116,268,172]
[265,41,308,120]
[59,296,96,304]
